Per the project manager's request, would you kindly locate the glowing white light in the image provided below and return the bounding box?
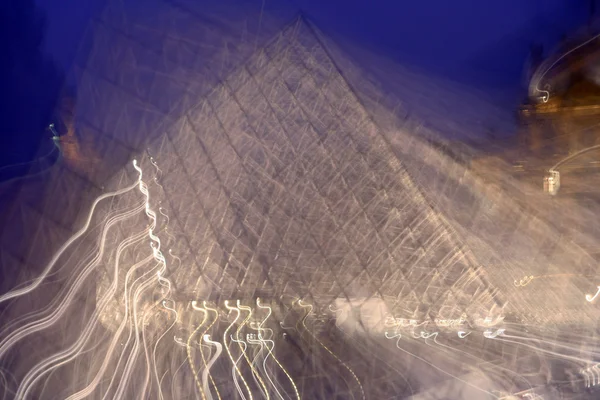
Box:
[483,329,505,339]
[586,286,600,302]
[202,335,223,400]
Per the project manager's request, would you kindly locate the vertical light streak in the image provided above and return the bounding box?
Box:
[134,158,179,400]
[158,208,176,242]
[17,213,157,400]
[151,300,179,400]
[588,367,597,387]
[113,158,175,400]
[65,255,156,400]
[202,335,223,400]
[246,333,268,394]
[297,300,365,400]
[21,230,149,398]
[148,155,163,188]
[99,255,161,400]
[188,301,208,400]
[110,263,163,400]
[169,358,193,399]
[168,249,181,270]
[582,368,591,388]
[231,332,251,400]
[0,181,139,305]
[140,304,162,400]
[223,300,253,400]
[237,301,270,400]
[132,159,170,296]
[593,365,600,386]
[202,302,223,400]
[257,298,300,400]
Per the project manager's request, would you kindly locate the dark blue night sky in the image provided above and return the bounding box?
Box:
[38,0,590,91]
[1,0,595,172]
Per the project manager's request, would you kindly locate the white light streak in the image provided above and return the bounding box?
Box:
[297,299,365,400]
[223,300,253,400]
[202,335,223,400]
[237,300,270,399]
[188,301,208,400]
[585,286,600,302]
[0,181,139,305]
[256,298,301,400]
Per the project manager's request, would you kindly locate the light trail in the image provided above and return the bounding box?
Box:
[384,330,501,399]
[231,332,252,400]
[201,302,223,400]
[257,298,300,400]
[424,327,536,393]
[151,300,179,400]
[237,301,270,399]
[97,254,161,400]
[0,202,139,354]
[0,180,140,305]
[109,262,163,400]
[246,333,270,397]
[529,31,600,102]
[135,158,178,400]
[65,255,156,400]
[188,301,208,400]
[223,300,253,400]
[202,335,223,400]
[0,157,188,399]
[586,286,600,302]
[297,299,365,400]
[14,229,150,399]
[0,202,146,361]
[2,149,596,399]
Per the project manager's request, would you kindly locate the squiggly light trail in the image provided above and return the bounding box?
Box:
[297,300,365,400]
[202,335,222,400]
[256,298,301,400]
[0,159,183,399]
[2,151,598,400]
[0,181,140,305]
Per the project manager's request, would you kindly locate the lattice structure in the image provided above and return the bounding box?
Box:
[386,118,600,328]
[5,0,599,398]
[90,14,501,326]
[80,5,509,397]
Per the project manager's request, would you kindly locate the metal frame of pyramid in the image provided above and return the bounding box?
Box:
[5,0,592,397]
[84,13,501,324]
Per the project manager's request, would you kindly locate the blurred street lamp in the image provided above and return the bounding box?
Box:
[544,144,600,195]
